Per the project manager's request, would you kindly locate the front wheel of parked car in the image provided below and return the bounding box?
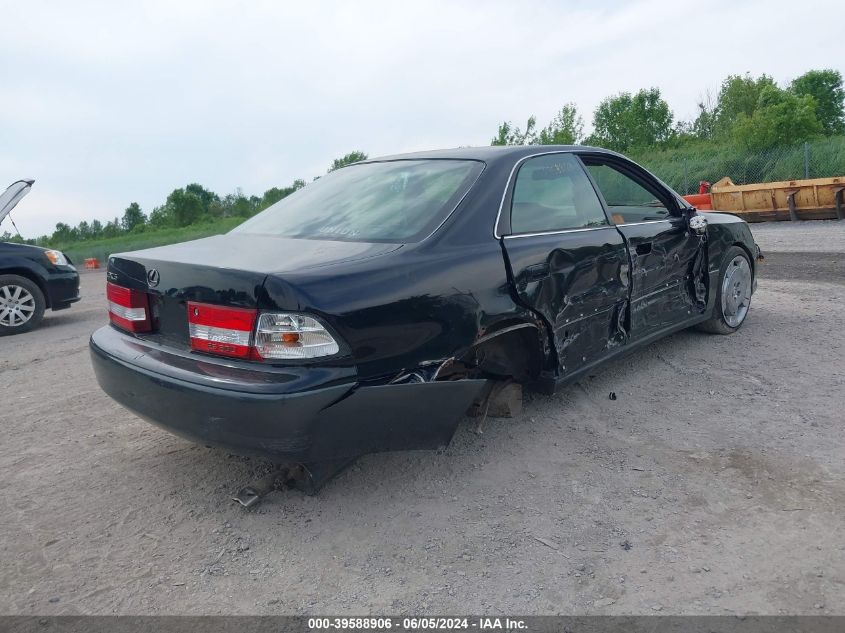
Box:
[697,246,753,335]
[0,274,46,336]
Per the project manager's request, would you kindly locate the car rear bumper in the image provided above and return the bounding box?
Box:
[90,326,485,462]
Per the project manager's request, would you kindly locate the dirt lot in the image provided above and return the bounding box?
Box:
[1,221,843,615]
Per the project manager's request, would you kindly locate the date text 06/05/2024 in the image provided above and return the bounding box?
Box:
[307,617,528,630]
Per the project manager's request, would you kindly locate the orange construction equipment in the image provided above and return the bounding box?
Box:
[84,258,101,269]
[709,176,845,222]
[682,193,713,210]
[682,181,714,210]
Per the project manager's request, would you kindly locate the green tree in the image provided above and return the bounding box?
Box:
[121,202,146,232]
[713,73,777,137]
[537,104,584,145]
[148,205,173,228]
[90,219,103,237]
[51,222,80,243]
[222,189,255,217]
[589,88,674,152]
[76,220,92,240]
[1,230,27,244]
[732,84,822,150]
[328,151,368,172]
[491,116,537,145]
[259,179,306,210]
[790,69,845,135]
[184,183,219,215]
[689,91,718,140]
[101,218,123,238]
[166,189,204,227]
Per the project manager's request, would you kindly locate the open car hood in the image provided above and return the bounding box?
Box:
[0,179,34,227]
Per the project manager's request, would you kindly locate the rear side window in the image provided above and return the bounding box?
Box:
[232,159,484,243]
[510,154,607,234]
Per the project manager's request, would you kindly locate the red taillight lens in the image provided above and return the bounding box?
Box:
[107,282,152,333]
[187,301,257,359]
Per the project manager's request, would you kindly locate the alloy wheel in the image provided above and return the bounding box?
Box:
[721,255,752,328]
[0,284,37,327]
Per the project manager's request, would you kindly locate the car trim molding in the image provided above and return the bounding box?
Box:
[502,225,613,240]
[613,219,673,227]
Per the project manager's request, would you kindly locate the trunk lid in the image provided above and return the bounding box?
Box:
[108,233,401,350]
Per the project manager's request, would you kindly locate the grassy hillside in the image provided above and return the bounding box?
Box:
[632,136,845,194]
[58,217,244,265]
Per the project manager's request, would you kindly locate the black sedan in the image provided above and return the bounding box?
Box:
[91,146,760,487]
[1,180,81,335]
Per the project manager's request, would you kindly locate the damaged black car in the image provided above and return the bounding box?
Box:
[90,146,760,489]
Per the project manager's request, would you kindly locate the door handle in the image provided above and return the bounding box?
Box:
[636,242,652,255]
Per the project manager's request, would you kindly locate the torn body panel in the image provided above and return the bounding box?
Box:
[90,325,487,462]
[261,241,529,382]
[501,226,629,378]
[390,321,547,389]
[614,218,703,340]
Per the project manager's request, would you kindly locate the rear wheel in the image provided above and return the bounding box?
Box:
[0,274,46,336]
[698,246,753,335]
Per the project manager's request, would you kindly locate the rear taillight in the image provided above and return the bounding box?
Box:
[176,302,340,362]
[253,313,340,359]
[187,302,257,359]
[107,282,152,333]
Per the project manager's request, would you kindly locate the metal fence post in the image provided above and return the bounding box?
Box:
[804,142,810,179]
[683,159,689,195]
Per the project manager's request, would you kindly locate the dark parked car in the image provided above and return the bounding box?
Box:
[0,180,80,335]
[91,146,760,487]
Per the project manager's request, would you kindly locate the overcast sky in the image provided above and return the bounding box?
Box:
[1,0,841,237]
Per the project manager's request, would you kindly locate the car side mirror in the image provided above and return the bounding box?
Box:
[688,214,708,235]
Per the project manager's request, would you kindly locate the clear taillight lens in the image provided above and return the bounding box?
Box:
[253,313,339,359]
[107,282,152,333]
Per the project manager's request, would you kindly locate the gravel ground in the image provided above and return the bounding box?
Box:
[1,221,843,615]
[749,219,845,253]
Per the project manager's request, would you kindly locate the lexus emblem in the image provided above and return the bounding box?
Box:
[146,269,160,288]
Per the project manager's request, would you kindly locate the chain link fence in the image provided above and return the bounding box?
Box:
[633,136,845,195]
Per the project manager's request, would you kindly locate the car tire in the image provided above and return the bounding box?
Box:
[697,246,753,335]
[0,274,46,336]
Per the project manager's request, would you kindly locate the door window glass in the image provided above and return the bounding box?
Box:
[510,154,607,234]
[583,162,671,224]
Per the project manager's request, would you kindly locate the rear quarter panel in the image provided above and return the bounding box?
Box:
[262,240,536,382]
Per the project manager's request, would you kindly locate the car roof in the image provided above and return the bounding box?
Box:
[363,145,623,165]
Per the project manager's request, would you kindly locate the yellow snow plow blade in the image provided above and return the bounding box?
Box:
[710,176,845,222]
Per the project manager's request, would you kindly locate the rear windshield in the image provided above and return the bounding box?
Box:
[232,159,484,243]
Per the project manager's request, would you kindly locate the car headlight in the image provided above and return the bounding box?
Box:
[45,250,69,266]
[253,313,340,359]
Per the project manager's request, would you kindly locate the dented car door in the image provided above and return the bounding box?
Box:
[500,153,630,379]
[580,154,702,340]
